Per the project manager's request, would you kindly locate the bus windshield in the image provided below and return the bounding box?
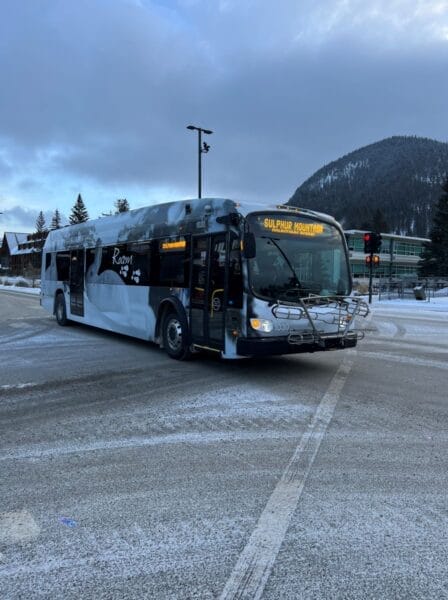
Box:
[247,213,351,302]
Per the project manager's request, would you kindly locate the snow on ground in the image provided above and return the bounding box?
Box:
[0,284,40,296]
[0,277,41,296]
[370,295,448,315]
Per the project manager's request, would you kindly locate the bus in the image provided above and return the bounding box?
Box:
[40,198,369,360]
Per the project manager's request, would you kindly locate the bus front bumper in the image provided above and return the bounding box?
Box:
[236,332,358,356]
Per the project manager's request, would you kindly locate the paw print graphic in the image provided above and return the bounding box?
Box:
[132,269,141,284]
[120,265,129,278]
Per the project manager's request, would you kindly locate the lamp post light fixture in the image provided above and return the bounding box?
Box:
[186,124,213,198]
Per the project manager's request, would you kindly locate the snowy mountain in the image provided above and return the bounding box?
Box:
[288,136,448,236]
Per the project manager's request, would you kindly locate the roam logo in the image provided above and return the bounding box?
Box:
[112,247,134,266]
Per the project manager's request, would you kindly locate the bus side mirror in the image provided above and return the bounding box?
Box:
[242,233,256,259]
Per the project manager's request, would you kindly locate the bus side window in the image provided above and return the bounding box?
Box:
[228,234,243,308]
[191,237,207,305]
[56,252,70,281]
[44,253,58,280]
[127,242,151,285]
[85,248,96,276]
[151,237,189,287]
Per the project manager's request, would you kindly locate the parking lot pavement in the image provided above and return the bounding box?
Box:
[1,291,447,599]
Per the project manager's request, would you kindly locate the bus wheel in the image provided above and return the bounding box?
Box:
[162,310,191,360]
[55,293,69,326]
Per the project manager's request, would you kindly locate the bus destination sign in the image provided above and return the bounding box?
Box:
[160,239,187,252]
[261,217,325,237]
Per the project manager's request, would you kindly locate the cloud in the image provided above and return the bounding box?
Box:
[0,153,12,178]
[0,206,59,233]
[0,0,448,232]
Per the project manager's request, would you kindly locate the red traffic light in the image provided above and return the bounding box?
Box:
[364,232,373,253]
[364,231,382,254]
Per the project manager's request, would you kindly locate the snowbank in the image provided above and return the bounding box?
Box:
[0,277,41,296]
[371,295,448,315]
[434,287,448,297]
[0,286,41,296]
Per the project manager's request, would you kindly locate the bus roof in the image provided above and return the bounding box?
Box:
[43,197,340,252]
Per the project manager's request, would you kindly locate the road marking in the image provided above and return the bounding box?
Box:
[358,350,448,371]
[5,316,43,321]
[0,510,40,544]
[219,352,356,600]
[1,429,309,462]
[364,338,448,353]
[0,383,38,392]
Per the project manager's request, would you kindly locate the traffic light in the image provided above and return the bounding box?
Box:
[363,232,372,253]
[365,255,380,267]
[363,232,382,253]
[371,232,382,253]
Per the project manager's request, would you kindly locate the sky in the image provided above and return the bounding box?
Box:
[1,0,448,235]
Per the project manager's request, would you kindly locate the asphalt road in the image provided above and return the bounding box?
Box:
[1,290,447,599]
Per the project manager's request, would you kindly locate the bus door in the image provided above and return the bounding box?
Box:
[69,249,85,317]
[190,234,226,350]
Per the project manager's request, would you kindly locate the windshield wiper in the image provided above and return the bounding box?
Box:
[262,236,302,295]
[261,236,324,337]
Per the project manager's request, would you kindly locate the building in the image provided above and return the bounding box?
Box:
[344,230,429,279]
[0,232,29,273]
[0,231,48,275]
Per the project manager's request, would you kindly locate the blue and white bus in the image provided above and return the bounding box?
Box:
[41,198,368,359]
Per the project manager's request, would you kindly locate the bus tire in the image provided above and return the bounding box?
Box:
[55,293,69,326]
[162,310,191,360]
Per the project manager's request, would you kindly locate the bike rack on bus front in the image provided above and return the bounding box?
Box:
[272,295,370,347]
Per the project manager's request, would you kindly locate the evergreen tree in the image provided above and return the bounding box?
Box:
[419,179,448,277]
[69,194,89,224]
[114,198,130,213]
[50,209,62,230]
[35,211,47,234]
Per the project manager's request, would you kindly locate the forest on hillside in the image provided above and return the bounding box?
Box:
[289,136,448,237]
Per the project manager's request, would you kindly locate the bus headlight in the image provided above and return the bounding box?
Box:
[339,315,351,328]
[250,318,274,333]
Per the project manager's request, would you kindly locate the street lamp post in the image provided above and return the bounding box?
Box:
[186,125,213,198]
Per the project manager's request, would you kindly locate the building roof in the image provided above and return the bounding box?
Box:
[2,232,29,252]
[11,247,42,256]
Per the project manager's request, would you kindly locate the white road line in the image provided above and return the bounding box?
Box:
[358,350,448,370]
[364,338,448,353]
[0,383,38,392]
[219,352,356,600]
[1,429,307,462]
